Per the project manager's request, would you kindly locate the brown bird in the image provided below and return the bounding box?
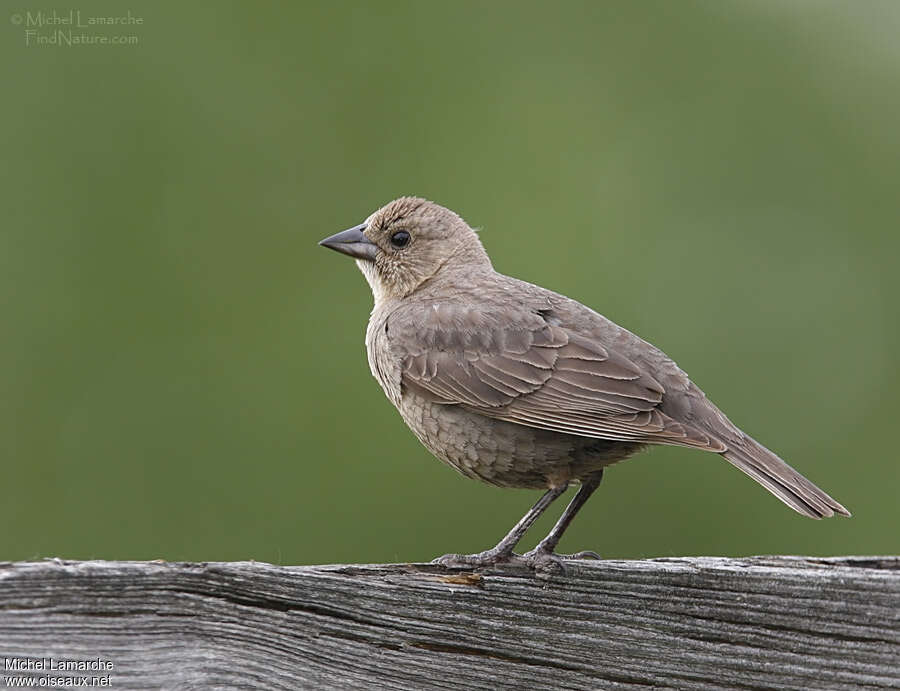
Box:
[319,197,849,571]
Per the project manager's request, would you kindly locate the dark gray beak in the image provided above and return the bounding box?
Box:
[318,223,378,261]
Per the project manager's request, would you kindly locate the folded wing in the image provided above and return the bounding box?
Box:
[396,302,725,452]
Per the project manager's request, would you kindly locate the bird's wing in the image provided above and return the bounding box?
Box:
[393,302,725,451]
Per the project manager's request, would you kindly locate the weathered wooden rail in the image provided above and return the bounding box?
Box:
[0,556,897,689]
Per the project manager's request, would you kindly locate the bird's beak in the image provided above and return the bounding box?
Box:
[318,223,378,261]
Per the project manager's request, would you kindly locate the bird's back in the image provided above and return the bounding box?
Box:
[492,272,849,517]
[374,268,848,517]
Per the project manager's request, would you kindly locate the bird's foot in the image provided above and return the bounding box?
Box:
[520,547,602,579]
[431,548,524,569]
[433,546,601,577]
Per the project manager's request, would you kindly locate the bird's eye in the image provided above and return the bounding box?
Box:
[390,230,410,248]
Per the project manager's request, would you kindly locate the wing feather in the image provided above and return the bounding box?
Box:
[394,303,722,451]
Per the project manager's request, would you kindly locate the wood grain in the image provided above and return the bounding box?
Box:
[1,556,897,689]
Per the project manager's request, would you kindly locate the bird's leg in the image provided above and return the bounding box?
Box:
[523,471,604,572]
[433,484,568,568]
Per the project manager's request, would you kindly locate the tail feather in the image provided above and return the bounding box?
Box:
[721,436,850,519]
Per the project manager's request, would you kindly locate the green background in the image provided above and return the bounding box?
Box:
[2,1,897,565]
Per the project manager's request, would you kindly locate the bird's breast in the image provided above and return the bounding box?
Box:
[365,310,402,407]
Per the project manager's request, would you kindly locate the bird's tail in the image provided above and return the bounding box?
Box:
[720,434,850,518]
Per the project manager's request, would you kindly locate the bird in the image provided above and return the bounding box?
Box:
[319,197,850,572]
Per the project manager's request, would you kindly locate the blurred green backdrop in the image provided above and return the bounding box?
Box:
[2,1,897,565]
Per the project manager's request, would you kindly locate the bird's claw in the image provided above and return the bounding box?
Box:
[520,547,567,577]
[433,547,601,578]
[520,547,603,579]
[432,550,524,569]
[558,550,602,560]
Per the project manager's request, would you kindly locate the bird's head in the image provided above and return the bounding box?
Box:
[319,197,491,302]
